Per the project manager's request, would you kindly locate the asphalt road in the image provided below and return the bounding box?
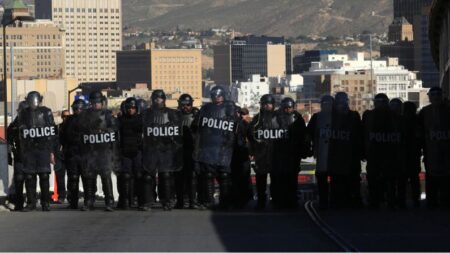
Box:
[0,204,339,252]
[1,201,450,252]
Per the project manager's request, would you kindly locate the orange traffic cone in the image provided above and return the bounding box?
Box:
[52,173,59,202]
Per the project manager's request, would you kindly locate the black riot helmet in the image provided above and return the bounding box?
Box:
[124,97,138,115]
[26,91,42,110]
[89,91,104,105]
[210,86,227,100]
[335,92,349,113]
[260,94,275,106]
[428,86,443,105]
[403,101,417,117]
[71,99,86,113]
[151,90,166,108]
[320,95,334,113]
[136,99,148,114]
[281,97,295,109]
[178,94,194,107]
[374,93,389,110]
[17,101,29,113]
[389,98,403,115]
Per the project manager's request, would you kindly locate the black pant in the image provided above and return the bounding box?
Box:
[398,172,421,207]
[271,170,299,209]
[231,160,252,208]
[316,173,329,208]
[426,174,450,209]
[54,166,67,201]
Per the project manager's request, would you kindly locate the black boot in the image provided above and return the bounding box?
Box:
[102,174,115,212]
[13,173,25,211]
[200,173,215,210]
[67,174,80,209]
[39,173,51,211]
[23,174,37,212]
[81,177,95,211]
[117,173,131,210]
[219,173,231,210]
[138,174,153,211]
[255,174,267,211]
[160,173,173,211]
[174,171,185,209]
[188,172,199,209]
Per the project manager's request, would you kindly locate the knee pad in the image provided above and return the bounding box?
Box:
[121,173,131,180]
[219,173,229,180]
[39,173,50,180]
[69,174,79,181]
[143,174,153,182]
[25,174,36,181]
[14,173,25,182]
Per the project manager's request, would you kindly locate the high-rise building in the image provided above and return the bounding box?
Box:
[0,1,65,81]
[293,50,337,74]
[413,4,439,87]
[380,18,415,71]
[35,0,122,83]
[393,0,432,23]
[388,17,414,41]
[213,36,292,86]
[429,0,450,95]
[117,43,203,99]
[0,20,66,80]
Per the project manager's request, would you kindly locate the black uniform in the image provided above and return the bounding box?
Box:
[7,117,26,210]
[363,108,403,209]
[309,109,363,208]
[248,110,279,209]
[399,103,421,208]
[117,113,143,209]
[418,103,450,208]
[175,107,199,209]
[54,123,66,202]
[60,113,85,209]
[193,101,241,209]
[272,109,307,209]
[18,106,57,211]
[230,117,252,209]
[77,107,119,211]
[142,106,183,210]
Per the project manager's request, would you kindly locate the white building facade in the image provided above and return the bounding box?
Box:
[231,74,270,110]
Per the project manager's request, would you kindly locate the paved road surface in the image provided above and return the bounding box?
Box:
[0,205,339,252]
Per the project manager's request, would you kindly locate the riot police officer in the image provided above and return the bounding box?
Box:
[330,93,363,208]
[230,107,253,209]
[77,91,119,211]
[418,87,450,209]
[272,97,308,209]
[7,101,29,211]
[193,86,242,210]
[248,94,278,210]
[60,99,87,209]
[401,101,421,208]
[142,90,183,211]
[308,95,334,209]
[363,93,403,209]
[53,110,70,204]
[117,97,143,210]
[175,94,199,209]
[17,91,57,211]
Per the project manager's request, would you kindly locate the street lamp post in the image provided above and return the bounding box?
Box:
[2,15,35,141]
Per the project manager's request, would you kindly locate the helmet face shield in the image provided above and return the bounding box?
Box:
[210,86,227,101]
[26,92,41,110]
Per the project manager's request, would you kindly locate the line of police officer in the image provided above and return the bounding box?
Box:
[7,85,450,212]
